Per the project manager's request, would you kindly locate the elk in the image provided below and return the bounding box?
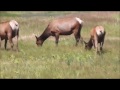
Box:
[0,20,19,51]
[83,26,106,54]
[35,17,83,46]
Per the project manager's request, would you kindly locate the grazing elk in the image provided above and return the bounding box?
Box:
[0,20,19,51]
[35,17,83,46]
[83,26,106,54]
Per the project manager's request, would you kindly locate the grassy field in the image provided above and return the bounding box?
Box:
[0,11,120,78]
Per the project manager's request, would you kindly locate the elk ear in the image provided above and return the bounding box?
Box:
[35,35,38,40]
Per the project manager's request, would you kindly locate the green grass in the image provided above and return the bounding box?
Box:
[0,11,120,78]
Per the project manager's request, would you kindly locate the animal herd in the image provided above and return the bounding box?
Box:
[0,17,106,54]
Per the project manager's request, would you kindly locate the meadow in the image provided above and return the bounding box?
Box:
[0,11,119,78]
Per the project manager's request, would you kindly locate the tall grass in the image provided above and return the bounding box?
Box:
[0,11,120,78]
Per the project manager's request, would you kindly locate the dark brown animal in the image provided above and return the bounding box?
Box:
[84,26,106,54]
[0,20,19,51]
[35,17,83,46]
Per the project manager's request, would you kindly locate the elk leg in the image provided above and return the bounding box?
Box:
[55,33,59,46]
[9,39,14,50]
[94,38,98,54]
[4,38,8,50]
[14,35,19,51]
[92,40,95,49]
[100,33,105,52]
[100,43,102,51]
[16,36,19,51]
[74,33,80,46]
[100,42,104,51]
[8,34,14,50]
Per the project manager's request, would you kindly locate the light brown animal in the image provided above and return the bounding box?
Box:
[84,26,106,54]
[35,17,83,46]
[0,20,19,51]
